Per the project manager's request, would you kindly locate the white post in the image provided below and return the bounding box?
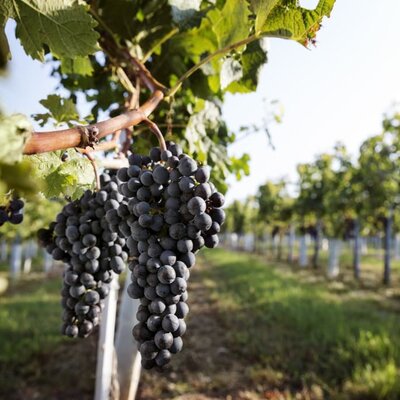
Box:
[1,240,7,262]
[394,234,400,260]
[299,235,308,267]
[23,241,33,274]
[115,275,142,400]
[327,238,342,278]
[43,250,53,273]
[30,240,38,258]
[361,237,368,255]
[287,225,295,263]
[94,273,120,400]
[10,238,22,280]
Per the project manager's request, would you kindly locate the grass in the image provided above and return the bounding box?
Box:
[1,248,399,399]
[0,270,96,400]
[202,248,400,399]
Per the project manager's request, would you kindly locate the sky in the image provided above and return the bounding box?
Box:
[1,0,400,202]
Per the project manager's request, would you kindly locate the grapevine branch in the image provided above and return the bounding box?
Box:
[22,90,164,155]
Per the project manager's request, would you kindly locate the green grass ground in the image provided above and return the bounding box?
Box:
[1,249,400,399]
[0,270,96,400]
[203,249,400,399]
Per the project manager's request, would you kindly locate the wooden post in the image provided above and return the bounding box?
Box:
[94,273,120,400]
[115,275,142,400]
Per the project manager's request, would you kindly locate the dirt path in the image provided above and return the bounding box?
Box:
[136,261,263,400]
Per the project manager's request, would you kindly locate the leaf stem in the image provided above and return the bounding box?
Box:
[142,28,179,63]
[167,34,259,97]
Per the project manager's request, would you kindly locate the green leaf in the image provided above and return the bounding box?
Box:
[0,159,40,198]
[261,0,336,46]
[0,114,32,164]
[99,0,136,39]
[61,56,93,76]
[34,94,81,127]
[208,0,251,48]
[28,150,95,199]
[250,0,280,33]
[167,15,218,61]
[227,40,267,93]
[0,0,99,61]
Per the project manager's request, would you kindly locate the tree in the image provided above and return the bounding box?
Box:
[295,153,333,268]
[322,144,358,277]
[357,115,400,285]
[257,179,289,259]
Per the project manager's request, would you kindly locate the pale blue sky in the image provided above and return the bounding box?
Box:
[1,1,400,202]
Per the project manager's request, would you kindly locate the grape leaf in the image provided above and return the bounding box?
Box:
[250,0,280,33]
[208,0,251,49]
[34,94,83,127]
[227,40,267,93]
[261,0,336,46]
[99,0,136,39]
[61,56,93,76]
[0,114,32,164]
[0,0,99,61]
[169,16,217,60]
[28,150,95,199]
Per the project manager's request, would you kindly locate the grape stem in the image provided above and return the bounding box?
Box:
[142,119,167,152]
[79,149,101,191]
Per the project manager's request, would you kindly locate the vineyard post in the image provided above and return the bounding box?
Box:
[353,219,361,279]
[312,220,322,268]
[1,239,7,262]
[394,233,400,260]
[43,250,52,273]
[115,276,142,400]
[327,238,341,278]
[383,206,393,285]
[287,224,295,263]
[94,272,120,400]
[23,242,32,274]
[10,236,22,280]
[299,234,308,267]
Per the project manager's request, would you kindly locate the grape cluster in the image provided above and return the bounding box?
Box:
[0,198,24,226]
[117,142,225,369]
[38,173,128,338]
